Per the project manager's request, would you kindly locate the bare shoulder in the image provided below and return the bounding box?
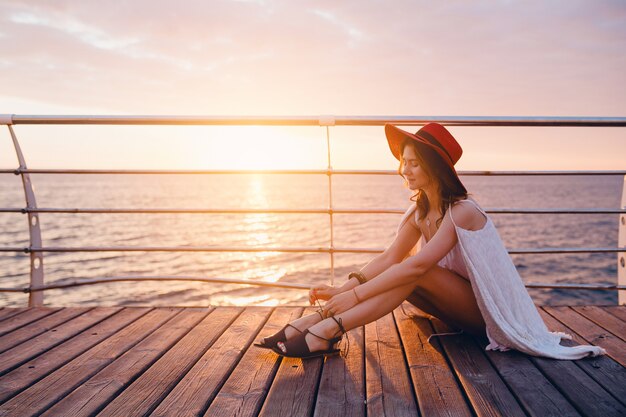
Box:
[450,200,487,231]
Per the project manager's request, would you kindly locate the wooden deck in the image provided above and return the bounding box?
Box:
[0,305,623,417]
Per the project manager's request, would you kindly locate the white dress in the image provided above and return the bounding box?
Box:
[398,199,606,360]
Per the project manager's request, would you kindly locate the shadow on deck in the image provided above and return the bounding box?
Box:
[0,304,624,416]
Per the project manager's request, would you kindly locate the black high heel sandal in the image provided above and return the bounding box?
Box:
[272,315,347,359]
[254,323,303,350]
[254,310,325,350]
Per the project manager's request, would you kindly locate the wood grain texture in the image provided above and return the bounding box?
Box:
[544,306,626,366]
[258,307,324,417]
[0,306,622,417]
[0,307,120,376]
[538,308,626,406]
[572,306,626,342]
[365,312,418,417]
[205,307,303,417]
[39,308,210,417]
[530,354,626,417]
[0,308,30,323]
[0,307,177,417]
[480,343,581,417]
[431,319,526,417]
[314,325,365,417]
[0,307,90,354]
[603,306,626,322]
[151,307,271,417]
[0,308,60,337]
[394,303,472,417]
[0,307,148,404]
[96,307,241,417]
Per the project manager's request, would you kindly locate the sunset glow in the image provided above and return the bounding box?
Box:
[0,1,624,170]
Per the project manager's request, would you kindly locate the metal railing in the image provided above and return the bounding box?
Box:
[1,114,625,306]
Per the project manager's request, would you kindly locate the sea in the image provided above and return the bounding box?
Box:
[0,173,622,307]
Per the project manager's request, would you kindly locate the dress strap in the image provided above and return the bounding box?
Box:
[397,204,418,234]
[449,198,486,228]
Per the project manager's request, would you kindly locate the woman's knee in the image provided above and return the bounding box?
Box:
[411,272,434,296]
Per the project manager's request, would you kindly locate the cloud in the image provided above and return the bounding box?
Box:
[0,0,624,115]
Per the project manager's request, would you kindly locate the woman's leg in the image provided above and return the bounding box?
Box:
[304,265,485,351]
[406,267,486,336]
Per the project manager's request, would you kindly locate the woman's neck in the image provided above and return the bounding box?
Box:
[423,186,442,214]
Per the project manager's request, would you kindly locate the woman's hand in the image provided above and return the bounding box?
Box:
[323,290,359,317]
[309,284,339,305]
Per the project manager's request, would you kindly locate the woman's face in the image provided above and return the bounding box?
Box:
[401,144,430,190]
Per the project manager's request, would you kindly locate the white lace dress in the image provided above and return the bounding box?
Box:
[399,199,605,359]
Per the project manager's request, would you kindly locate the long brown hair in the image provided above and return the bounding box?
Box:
[399,138,468,227]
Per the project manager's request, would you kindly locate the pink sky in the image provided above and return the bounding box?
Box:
[0,0,625,170]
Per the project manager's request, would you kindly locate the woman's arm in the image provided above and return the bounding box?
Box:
[345,215,422,290]
[310,208,421,303]
[354,215,457,301]
[323,202,486,314]
[355,202,485,302]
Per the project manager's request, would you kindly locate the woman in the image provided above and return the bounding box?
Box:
[255,123,605,360]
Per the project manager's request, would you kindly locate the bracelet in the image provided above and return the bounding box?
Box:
[348,271,368,285]
[353,288,362,303]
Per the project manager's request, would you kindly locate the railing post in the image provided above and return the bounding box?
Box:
[617,175,626,304]
[8,125,44,306]
[320,116,336,285]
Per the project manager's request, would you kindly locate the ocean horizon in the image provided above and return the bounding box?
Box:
[0,173,621,307]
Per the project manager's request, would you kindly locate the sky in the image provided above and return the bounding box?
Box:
[0,0,625,170]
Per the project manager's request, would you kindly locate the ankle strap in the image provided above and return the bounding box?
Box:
[330,315,346,335]
[307,328,333,342]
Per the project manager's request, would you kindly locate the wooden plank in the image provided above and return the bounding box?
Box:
[478,340,581,417]
[538,308,626,406]
[205,307,303,417]
[431,319,526,417]
[544,306,626,366]
[604,306,626,322]
[151,307,272,417]
[258,307,324,417]
[530,354,625,416]
[39,308,210,417]
[572,306,626,341]
[96,307,241,417]
[314,325,365,417]
[0,307,60,336]
[0,307,91,354]
[393,303,471,417]
[0,307,120,376]
[365,311,418,417]
[0,308,30,322]
[0,307,149,404]
[0,307,178,417]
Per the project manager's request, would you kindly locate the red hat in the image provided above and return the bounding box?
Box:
[385,123,463,170]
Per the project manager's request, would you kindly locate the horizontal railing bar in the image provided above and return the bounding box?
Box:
[0,277,623,293]
[1,168,625,176]
[1,207,625,215]
[1,168,339,175]
[8,246,378,254]
[42,276,312,291]
[524,283,626,290]
[1,246,623,254]
[0,207,402,215]
[5,115,626,126]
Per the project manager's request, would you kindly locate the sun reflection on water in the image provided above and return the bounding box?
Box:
[241,175,284,279]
